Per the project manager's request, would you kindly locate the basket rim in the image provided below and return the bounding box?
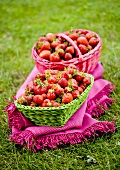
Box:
[15,73,94,112]
[31,29,102,65]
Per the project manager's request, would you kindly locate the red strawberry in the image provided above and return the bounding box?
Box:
[77,37,89,46]
[69,33,79,40]
[38,37,46,42]
[35,73,45,80]
[87,45,92,51]
[58,78,68,88]
[47,89,56,100]
[78,87,84,94]
[30,102,36,107]
[55,43,66,50]
[26,95,33,104]
[86,32,95,40]
[83,76,91,85]
[37,49,41,55]
[56,48,65,57]
[65,46,74,55]
[64,53,72,60]
[62,93,73,104]
[72,90,80,99]
[75,72,84,81]
[42,99,52,107]
[17,96,28,105]
[55,86,64,96]
[53,102,61,107]
[46,33,56,42]
[47,83,55,89]
[41,41,51,51]
[33,95,44,105]
[51,40,61,49]
[79,84,86,91]
[61,71,70,80]
[64,86,72,93]
[39,50,51,60]
[68,78,78,89]
[49,53,60,62]
[48,76,57,84]
[78,44,88,54]
[89,37,99,47]
[25,81,34,93]
[42,93,47,99]
[34,85,48,95]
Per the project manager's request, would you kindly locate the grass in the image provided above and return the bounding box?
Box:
[0,0,120,169]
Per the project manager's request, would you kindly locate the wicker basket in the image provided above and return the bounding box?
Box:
[15,73,94,127]
[31,29,102,73]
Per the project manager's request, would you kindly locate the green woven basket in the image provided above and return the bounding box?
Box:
[15,74,94,127]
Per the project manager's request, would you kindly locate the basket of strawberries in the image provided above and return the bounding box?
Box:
[32,29,102,73]
[15,65,94,127]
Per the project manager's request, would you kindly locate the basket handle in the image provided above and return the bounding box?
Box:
[57,33,83,60]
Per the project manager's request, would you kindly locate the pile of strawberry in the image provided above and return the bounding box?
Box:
[17,65,92,107]
[35,30,99,62]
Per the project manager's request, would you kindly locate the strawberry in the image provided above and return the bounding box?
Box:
[75,72,84,81]
[40,41,51,51]
[49,53,60,62]
[65,46,74,55]
[79,84,86,91]
[34,85,48,95]
[61,71,70,80]
[77,37,89,46]
[33,95,44,105]
[55,86,64,96]
[83,76,91,85]
[39,50,51,60]
[53,102,61,107]
[78,87,84,94]
[17,96,28,105]
[68,78,78,90]
[38,37,46,42]
[64,86,72,93]
[42,93,47,99]
[51,39,61,49]
[56,48,65,57]
[35,73,45,81]
[26,95,33,104]
[47,89,56,100]
[72,90,80,99]
[46,33,56,42]
[62,93,73,104]
[89,37,99,47]
[87,45,92,51]
[42,99,52,107]
[86,32,95,40]
[58,78,68,87]
[55,43,66,50]
[78,44,88,54]
[48,76,57,84]
[68,33,79,40]
[64,53,72,60]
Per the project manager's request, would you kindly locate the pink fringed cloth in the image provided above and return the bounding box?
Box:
[4,62,116,152]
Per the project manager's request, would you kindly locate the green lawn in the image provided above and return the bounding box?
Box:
[0,0,120,169]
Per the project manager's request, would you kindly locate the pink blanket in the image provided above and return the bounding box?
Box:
[5,62,115,152]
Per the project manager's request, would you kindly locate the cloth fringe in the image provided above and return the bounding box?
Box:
[9,121,115,152]
[4,102,33,129]
[87,83,115,117]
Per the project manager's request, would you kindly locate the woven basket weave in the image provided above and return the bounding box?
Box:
[32,29,102,73]
[15,73,94,127]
